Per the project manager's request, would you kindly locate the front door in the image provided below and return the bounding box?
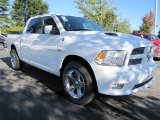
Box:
[32,16,61,73]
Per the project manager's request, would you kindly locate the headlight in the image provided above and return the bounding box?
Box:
[95,50,127,66]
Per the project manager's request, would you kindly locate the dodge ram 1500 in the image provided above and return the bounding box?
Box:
[7,14,157,105]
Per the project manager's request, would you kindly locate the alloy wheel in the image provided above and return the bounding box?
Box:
[11,52,17,68]
[64,69,85,99]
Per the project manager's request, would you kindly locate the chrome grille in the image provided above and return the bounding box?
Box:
[128,59,142,65]
[131,47,145,55]
[129,46,153,66]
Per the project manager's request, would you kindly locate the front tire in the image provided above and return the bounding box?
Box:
[10,49,23,70]
[62,61,95,105]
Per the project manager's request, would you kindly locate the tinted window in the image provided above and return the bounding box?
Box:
[43,16,59,34]
[57,15,104,31]
[26,18,42,34]
[144,35,160,40]
[143,35,150,40]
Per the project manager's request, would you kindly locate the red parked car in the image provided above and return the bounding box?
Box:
[143,34,160,58]
[133,33,160,59]
[133,32,148,37]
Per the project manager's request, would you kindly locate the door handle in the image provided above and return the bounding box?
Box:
[45,46,61,51]
[35,39,40,41]
[45,46,56,51]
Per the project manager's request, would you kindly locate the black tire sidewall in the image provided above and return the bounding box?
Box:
[62,61,95,105]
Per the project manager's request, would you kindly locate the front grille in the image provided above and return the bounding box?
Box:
[128,59,142,65]
[132,77,153,90]
[131,47,145,55]
[128,46,153,66]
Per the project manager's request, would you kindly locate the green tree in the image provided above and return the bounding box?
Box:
[0,0,8,12]
[0,0,10,24]
[0,0,10,34]
[11,0,49,25]
[140,11,155,34]
[114,19,131,33]
[76,0,117,31]
[76,0,131,33]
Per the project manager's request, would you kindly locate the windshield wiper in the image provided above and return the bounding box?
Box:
[69,29,90,31]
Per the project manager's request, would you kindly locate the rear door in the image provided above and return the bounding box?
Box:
[21,17,43,65]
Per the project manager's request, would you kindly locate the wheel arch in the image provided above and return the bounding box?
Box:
[11,44,16,51]
[10,44,21,60]
[10,44,19,55]
[60,55,98,94]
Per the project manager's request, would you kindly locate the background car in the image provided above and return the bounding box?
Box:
[0,35,7,49]
[132,32,148,37]
[133,33,160,59]
[143,34,160,59]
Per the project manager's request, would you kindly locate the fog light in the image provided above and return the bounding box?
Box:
[112,84,124,89]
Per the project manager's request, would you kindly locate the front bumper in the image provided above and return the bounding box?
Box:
[91,61,157,96]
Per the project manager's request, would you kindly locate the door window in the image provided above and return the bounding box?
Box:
[42,16,59,34]
[26,18,43,34]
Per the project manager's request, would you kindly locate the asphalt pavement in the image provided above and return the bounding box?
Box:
[0,49,160,120]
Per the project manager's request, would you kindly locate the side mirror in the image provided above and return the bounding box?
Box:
[44,25,52,34]
[44,25,60,35]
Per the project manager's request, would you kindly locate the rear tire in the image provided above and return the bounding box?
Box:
[62,61,95,105]
[10,49,23,70]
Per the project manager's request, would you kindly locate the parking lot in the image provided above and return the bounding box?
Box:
[0,49,160,120]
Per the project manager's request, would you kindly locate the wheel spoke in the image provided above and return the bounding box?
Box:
[77,87,82,98]
[67,85,75,93]
[75,72,81,82]
[79,81,85,87]
[66,73,75,83]
[11,53,16,67]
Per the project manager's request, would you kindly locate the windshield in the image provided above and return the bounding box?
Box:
[144,35,160,40]
[57,15,105,31]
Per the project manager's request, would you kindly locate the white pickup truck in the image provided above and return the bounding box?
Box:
[7,14,157,105]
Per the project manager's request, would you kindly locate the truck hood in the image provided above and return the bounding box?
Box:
[68,31,153,50]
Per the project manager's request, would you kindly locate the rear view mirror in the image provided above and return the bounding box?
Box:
[44,25,60,35]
